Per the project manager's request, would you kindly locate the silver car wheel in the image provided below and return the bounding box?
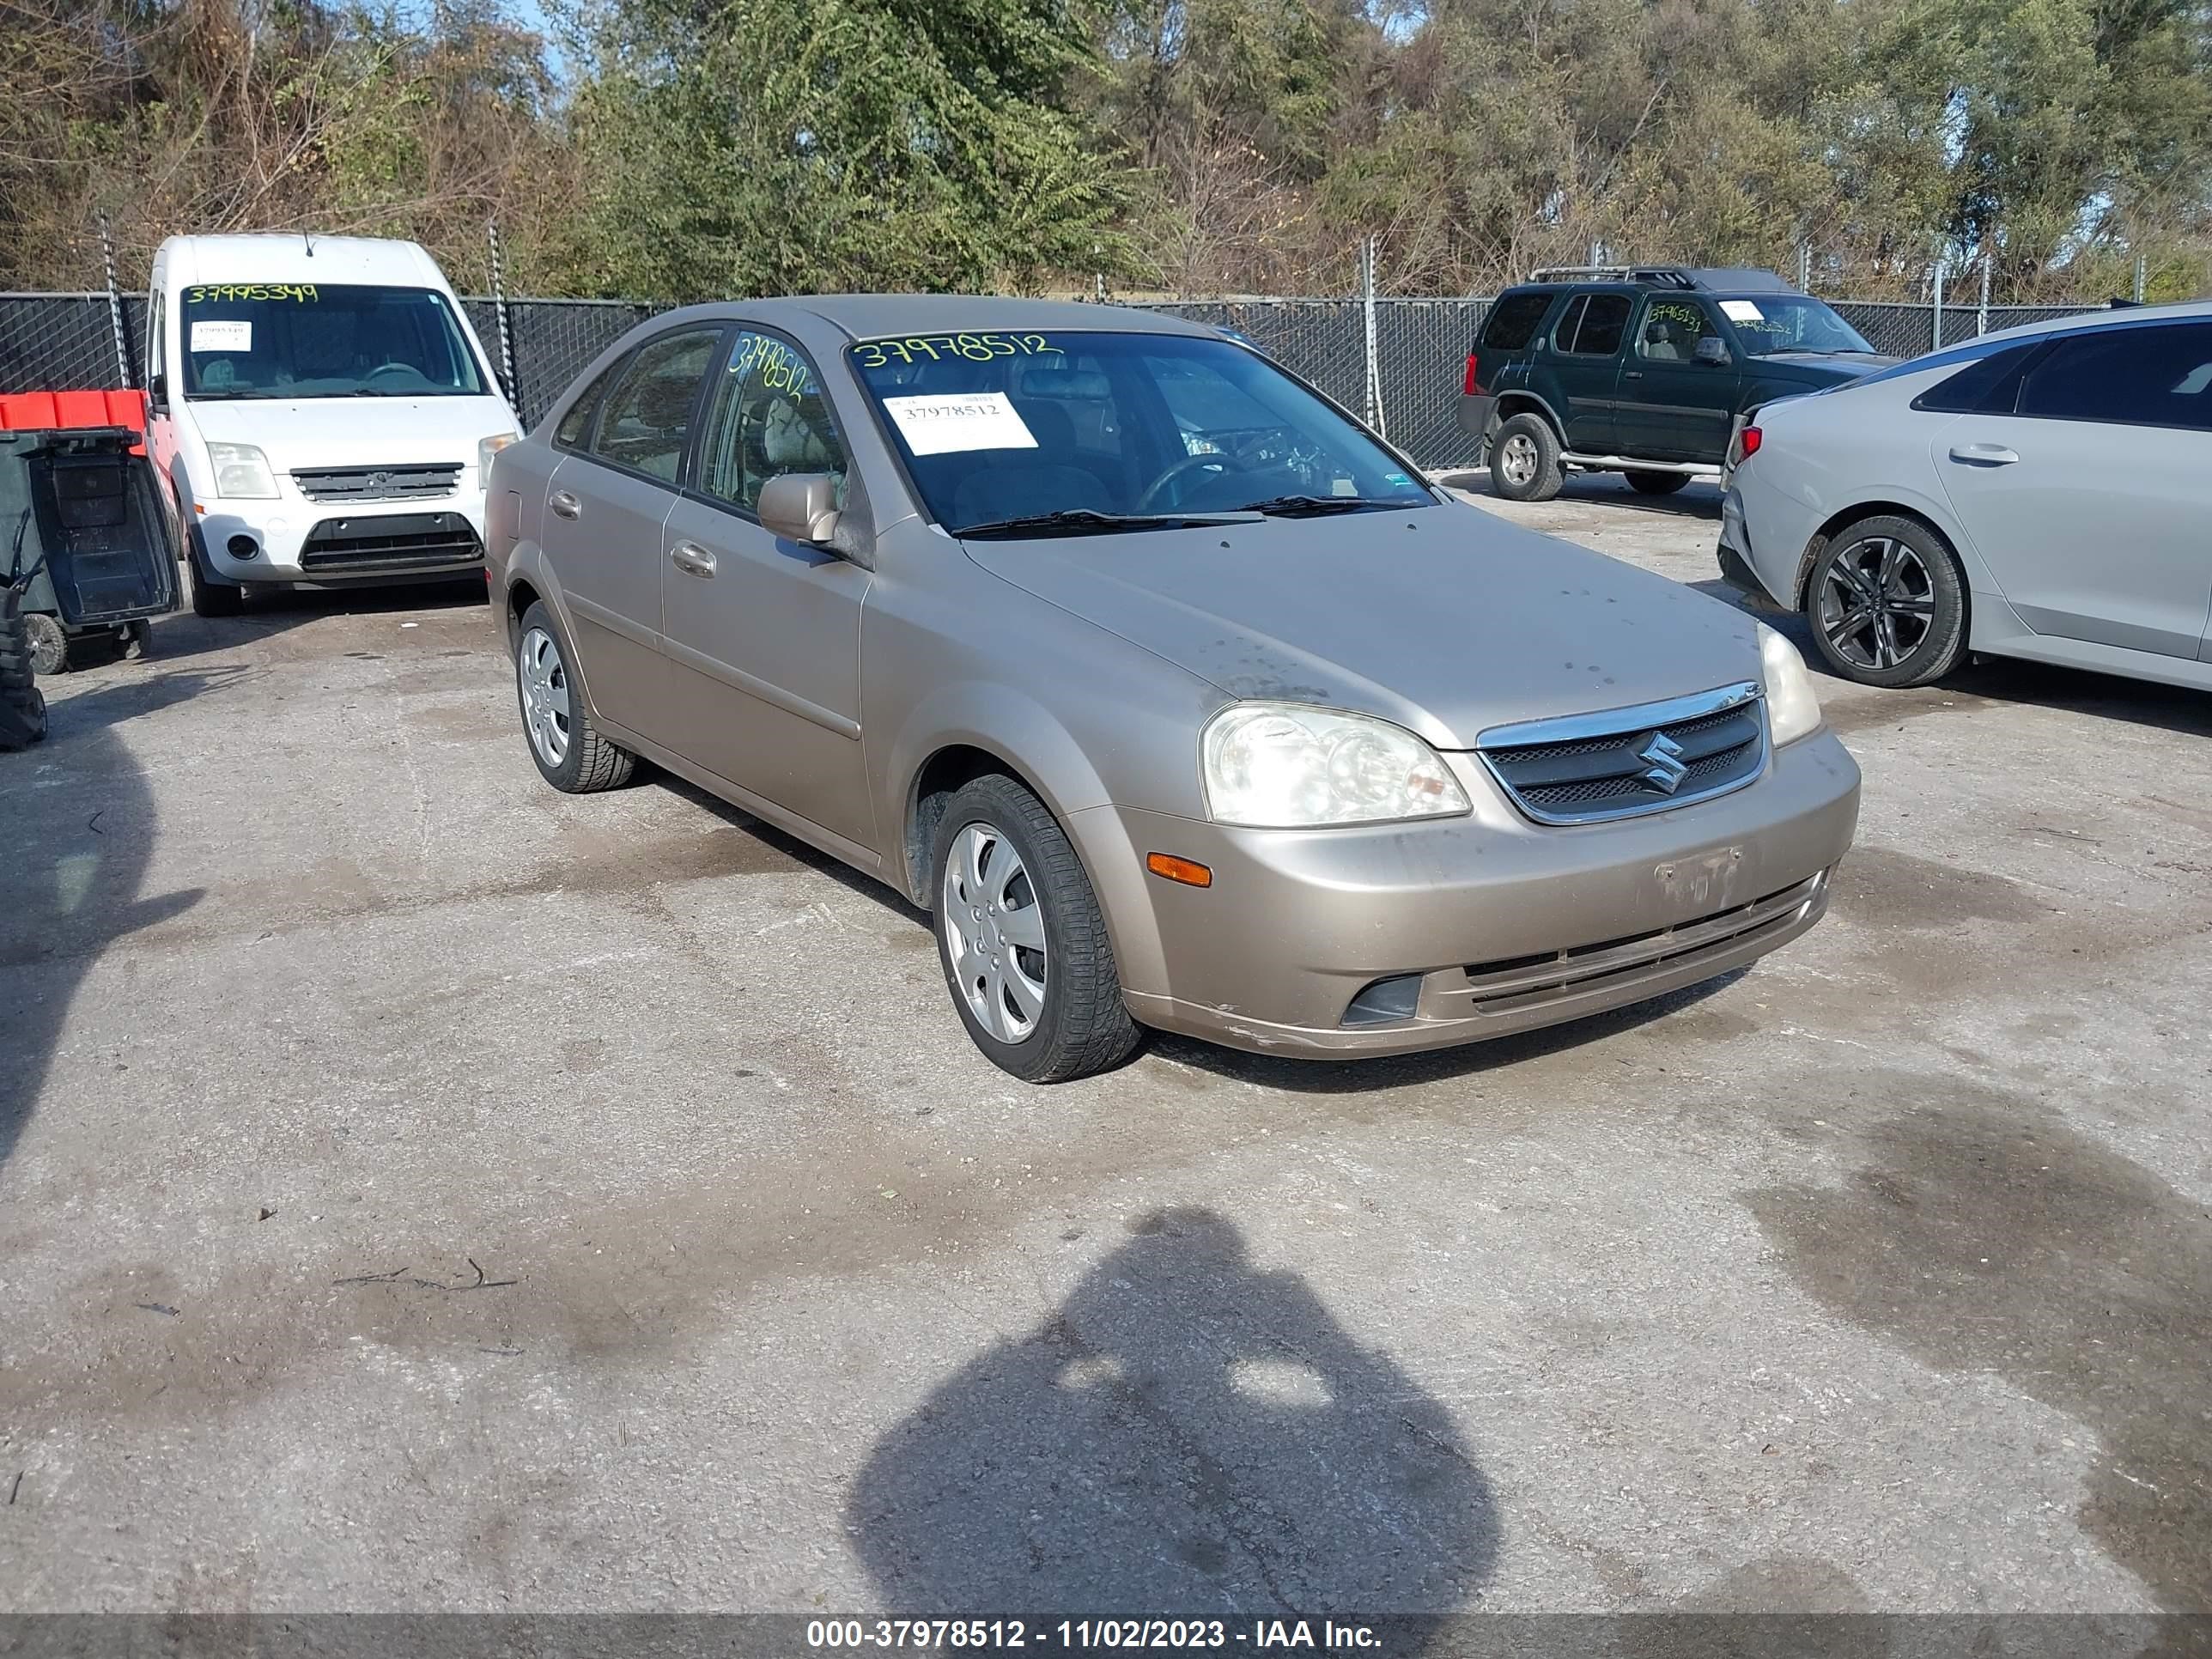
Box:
[940,820,1048,1045]
[1819,537,1936,671]
[1496,432,1539,489]
[518,625,572,768]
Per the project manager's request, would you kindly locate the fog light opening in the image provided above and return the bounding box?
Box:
[1145,852,1212,888]
[226,534,259,560]
[1342,973,1424,1028]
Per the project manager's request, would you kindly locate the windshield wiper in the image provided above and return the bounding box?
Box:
[954,507,1258,539]
[1232,494,1413,517]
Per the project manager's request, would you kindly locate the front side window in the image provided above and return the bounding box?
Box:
[179,283,487,400]
[847,331,1432,534]
[2017,322,2212,431]
[588,329,720,483]
[698,330,849,513]
[1562,295,1631,357]
[1637,299,1723,362]
[1720,296,1878,358]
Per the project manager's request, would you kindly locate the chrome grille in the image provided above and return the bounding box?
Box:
[1475,682,1766,824]
[290,463,461,503]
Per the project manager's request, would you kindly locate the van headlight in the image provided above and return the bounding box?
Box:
[208,442,278,500]
[1759,623,1824,745]
[1202,703,1471,828]
[478,432,519,478]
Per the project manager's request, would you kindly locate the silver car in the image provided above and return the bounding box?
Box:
[488,297,1859,1081]
[1720,301,2212,690]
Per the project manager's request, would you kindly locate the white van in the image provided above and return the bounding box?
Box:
[145,234,519,615]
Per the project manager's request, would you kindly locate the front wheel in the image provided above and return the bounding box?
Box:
[1804,514,1968,688]
[514,600,635,792]
[185,530,244,617]
[930,775,1142,1083]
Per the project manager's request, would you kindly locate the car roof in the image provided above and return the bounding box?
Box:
[642,295,1218,343]
[155,234,448,290]
[1969,296,2212,345]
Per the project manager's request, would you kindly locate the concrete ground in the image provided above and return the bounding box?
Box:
[3,477,2208,1620]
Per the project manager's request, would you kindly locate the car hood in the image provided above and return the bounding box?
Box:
[1752,350,1897,380]
[963,504,1764,750]
[182,394,516,466]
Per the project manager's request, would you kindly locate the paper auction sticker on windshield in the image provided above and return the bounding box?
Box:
[882,392,1037,456]
[190,320,252,352]
[1719,301,1765,323]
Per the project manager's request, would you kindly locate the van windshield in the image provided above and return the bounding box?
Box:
[179,283,489,400]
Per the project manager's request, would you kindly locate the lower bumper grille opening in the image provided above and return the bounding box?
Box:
[299,511,483,572]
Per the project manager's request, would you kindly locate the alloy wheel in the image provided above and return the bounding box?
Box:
[1819,537,1936,671]
[1497,432,1539,489]
[939,821,1049,1044]
[518,625,572,767]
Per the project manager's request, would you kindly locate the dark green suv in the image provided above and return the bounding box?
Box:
[1458,267,1893,501]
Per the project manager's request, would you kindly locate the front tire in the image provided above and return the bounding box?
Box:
[185,528,244,617]
[1804,514,1968,688]
[514,600,635,792]
[1488,412,1564,502]
[930,775,1142,1083]
[1626,471,1689,495]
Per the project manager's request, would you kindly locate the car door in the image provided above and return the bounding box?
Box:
[538,327,725,733]
[1614,296,1742,463]
[1537,292,1632,454]
[1934,319,2212,660]
[657,325,876,851]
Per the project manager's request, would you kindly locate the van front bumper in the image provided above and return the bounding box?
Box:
[1076,732,1860,1059]
[198,496,487,585]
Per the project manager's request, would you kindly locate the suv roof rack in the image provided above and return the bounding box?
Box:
[1524,264,1796,294]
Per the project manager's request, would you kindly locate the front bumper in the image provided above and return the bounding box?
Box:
[198,495,487,586]
[1074,732,1860,1059]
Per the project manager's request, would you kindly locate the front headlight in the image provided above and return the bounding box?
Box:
[1759,623,1823,745]
[1202,702,1471,828]
[478,432,519,478]
[207,442,277,500]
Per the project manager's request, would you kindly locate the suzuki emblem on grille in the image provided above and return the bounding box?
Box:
[1636,731,1690,793]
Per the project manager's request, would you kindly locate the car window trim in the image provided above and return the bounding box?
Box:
[682,321,853,527]
[568,323,730,493]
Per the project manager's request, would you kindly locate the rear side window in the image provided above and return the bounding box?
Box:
[1911,341,2039,415]
[555,356,626,448]
[587,328,722,482]
[1481,291,1555,351]
[2016,322,2212,431]
[1562,295,1631,357]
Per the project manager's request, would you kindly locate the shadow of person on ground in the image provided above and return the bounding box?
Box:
[847,1207,1498,1620]
[0,672,217,1169]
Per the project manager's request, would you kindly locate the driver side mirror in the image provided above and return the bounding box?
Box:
[1694,335,1732,367]
[759,472,842,548]
[146,372,166,410]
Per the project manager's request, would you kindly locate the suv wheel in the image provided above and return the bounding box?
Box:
[1489,413,1563,502]
[1804,514,1968,689]
[930,775,1142,1083]
[1626,471,1689,496]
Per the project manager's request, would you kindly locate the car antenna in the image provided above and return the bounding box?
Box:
[302,230,315,258]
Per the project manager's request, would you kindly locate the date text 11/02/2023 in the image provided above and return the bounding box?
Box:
[805,1620,1382,1650]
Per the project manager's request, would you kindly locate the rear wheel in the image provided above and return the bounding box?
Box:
[1804,514,1968,688]
[1626,471,1690,495]
[514,599,634,792]
[1488,413,1564,502]
[930,775,1142,1083]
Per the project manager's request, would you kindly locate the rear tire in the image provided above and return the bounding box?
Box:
[1626,471,1690,495]
[929,775,1142,1083]
[514,599,635,792]
[1803,514,1969,689]
[1488,412,1564,502]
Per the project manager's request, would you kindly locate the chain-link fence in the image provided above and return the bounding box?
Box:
[0,286,2121,467]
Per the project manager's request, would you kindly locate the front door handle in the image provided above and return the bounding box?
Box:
[1622,369,1644,380]
[1948,442,2019,466]
[669,542,718,578]
[549,489,580,519]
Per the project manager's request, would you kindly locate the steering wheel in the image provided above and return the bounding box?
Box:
[364,362,422,386]
[1134,452,1257,514]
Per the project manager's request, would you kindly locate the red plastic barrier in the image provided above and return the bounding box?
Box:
[0,392,59,430]
[0,387,149,452]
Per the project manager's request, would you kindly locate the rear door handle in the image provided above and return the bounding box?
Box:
[549,489,580,519]
[1948,442,2019,466]
[670,542,718,578]
[1622,369,1644,380]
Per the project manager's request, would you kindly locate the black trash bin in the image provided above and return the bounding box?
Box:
[0,428,179,675]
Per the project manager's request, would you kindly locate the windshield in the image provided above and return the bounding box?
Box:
[1721,296,1878,357]
[846,331,1433,534]
[179,283,489,400]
